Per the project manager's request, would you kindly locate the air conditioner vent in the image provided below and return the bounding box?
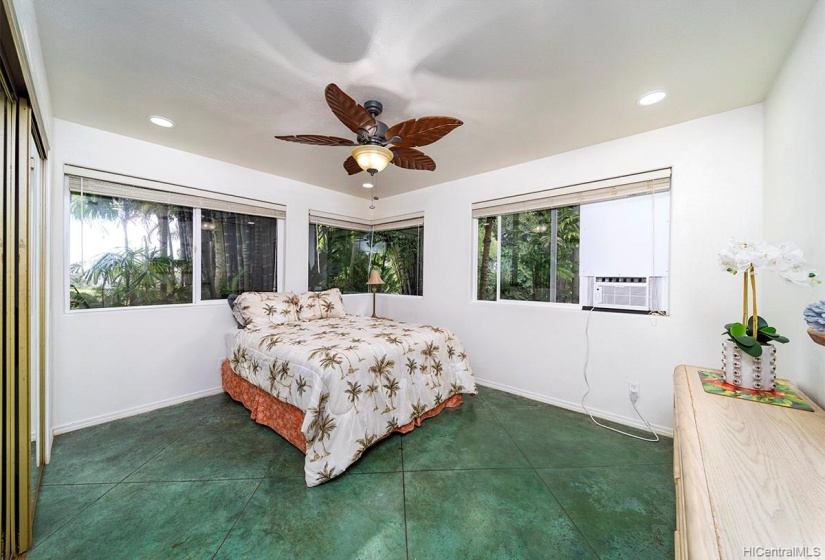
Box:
[592,276,650,311]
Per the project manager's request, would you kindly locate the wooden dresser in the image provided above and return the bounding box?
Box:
[673,365,825,559]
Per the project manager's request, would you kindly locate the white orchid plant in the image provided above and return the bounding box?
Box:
[718,240,819,357]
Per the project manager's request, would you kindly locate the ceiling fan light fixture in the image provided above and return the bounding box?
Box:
[352,145,393,174]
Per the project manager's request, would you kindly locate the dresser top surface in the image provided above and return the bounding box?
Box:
[674,364,825,554]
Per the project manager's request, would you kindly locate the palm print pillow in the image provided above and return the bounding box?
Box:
[297,288,346,321]
[232,292,299,326]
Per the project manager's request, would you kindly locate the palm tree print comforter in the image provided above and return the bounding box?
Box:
[230,315,476,486]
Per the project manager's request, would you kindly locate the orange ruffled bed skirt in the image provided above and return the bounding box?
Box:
[221,359,462,454]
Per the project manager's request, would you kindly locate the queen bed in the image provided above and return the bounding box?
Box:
[223,289,476,486]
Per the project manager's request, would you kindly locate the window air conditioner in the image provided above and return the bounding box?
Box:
[592,277,651,312]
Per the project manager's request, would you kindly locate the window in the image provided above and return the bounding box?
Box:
[70,192,194,308]
[371,226,424,296]
[308,224,371,293]
[200,210,278,300]
[474,169,670,312]
[308,212,424,295]
[67,170,285,310]
[478,206,580,303]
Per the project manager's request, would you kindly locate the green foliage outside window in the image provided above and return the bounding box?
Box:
[308,224,423,295]
[477,206,580,303]
[477,216,498,301]
[69,193,193,309]
[200,209,278,300]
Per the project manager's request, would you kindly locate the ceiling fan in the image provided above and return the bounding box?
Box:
[275,83,463,176]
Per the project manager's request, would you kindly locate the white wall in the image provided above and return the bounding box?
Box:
[373,106,765,432]
[50,119,372,432]
[764,0,825,407]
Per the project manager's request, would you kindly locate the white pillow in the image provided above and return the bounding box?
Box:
[296,288,346,321]
[232,292,298,327]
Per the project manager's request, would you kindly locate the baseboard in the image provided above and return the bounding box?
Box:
[52,386,225,435]
[51,380,672,437]
[474,378,673,437]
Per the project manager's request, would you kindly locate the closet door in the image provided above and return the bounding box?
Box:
[0,85,33,558]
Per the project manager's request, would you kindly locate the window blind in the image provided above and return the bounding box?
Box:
[308,210,424,232]
[65,165,286,219]
[471,168,671,218]
[308,210,372,232]
[371,212,424,231]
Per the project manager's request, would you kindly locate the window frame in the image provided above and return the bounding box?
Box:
[64,170,286,313]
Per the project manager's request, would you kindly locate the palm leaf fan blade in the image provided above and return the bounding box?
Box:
[390,147,436,171]
[343,156,363,175]
[325,83,376,136]
[386,117,463,148]
[275,134,356,146]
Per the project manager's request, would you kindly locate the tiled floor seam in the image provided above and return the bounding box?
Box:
[400,466,534,473]
[116,476,266,484]
[34,403,228,550]
[116,405,224,485]
[536,460,671,470]
[481,403,535,469]
[485,403,603,560]
[533,467,604,560]
[210,476,266,559]
[29,483,118,552]
[400,435,410,560]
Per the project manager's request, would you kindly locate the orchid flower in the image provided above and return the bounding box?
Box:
[719,239,819,356]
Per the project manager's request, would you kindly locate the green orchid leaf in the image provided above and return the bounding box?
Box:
[732,334,758,347]
[756,329,789,344]
[760,326,777,334]
[728,323,747,337]
[738,340,764,357]
[747,316,769,330]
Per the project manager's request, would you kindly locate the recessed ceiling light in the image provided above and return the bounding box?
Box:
[637,91,667,106]
[362,181,374,189]
[149,115,175,128]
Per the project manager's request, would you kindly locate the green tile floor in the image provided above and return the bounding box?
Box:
[28,387,674,560]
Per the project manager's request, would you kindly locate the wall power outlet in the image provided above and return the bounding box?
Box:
[628,382,640,403]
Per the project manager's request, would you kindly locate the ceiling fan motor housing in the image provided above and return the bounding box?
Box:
[363,99,383,117]
[359,119,389,145]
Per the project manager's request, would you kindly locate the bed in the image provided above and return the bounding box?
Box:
[222,290,476,486]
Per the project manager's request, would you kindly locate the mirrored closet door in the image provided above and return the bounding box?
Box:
[29,129,46,519]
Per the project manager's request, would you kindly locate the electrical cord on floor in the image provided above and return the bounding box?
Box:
[580,308,660,442]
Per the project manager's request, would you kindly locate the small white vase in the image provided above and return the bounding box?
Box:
[721,340,777,391]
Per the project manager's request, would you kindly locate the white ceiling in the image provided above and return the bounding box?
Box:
[34,0,815,199]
